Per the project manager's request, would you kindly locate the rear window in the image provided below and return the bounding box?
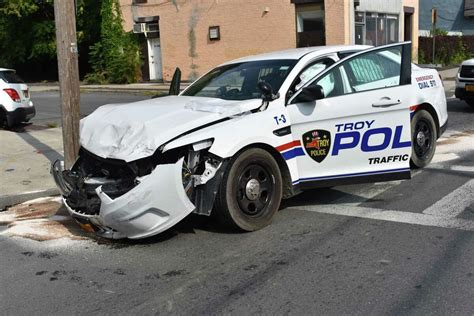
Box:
[0,71,24,83]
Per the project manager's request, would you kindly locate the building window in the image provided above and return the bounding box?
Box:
[296,4,325,47]
[355,12,399,46]
[209,26,220,41]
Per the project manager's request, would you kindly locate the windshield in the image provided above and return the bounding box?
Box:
[0,71,24,83]
[182,59,297,100]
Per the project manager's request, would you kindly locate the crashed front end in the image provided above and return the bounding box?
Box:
[51,146,222,239]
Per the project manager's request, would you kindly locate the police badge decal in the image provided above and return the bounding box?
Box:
[302,130,331,163]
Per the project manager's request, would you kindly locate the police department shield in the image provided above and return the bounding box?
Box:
[302,129,331,163]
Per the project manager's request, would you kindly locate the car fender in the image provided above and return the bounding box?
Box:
[412,67,448,128]
[163,105,301,184]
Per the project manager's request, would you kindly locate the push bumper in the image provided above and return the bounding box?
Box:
[51,158,196,239]
[6,105,35,125]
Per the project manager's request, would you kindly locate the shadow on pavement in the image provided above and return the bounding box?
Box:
[12,124,63,163]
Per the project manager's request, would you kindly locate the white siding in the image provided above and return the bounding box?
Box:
[357,0,402,14]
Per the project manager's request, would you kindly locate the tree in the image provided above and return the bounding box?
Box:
[0,0,56,79]
[85,0,141,84]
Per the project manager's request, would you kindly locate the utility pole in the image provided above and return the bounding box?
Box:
[54,0,80,169]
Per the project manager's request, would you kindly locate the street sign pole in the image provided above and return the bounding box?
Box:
[54,0,81,169]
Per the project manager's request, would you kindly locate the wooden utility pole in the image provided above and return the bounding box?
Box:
[54,0,80,169]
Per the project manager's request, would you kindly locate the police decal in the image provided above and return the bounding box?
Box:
[302,130,331,163]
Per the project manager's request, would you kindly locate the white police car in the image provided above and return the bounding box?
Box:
[52,42,448,239]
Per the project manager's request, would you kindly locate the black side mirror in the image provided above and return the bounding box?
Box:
[295,85,325,103]
[257,81,279,102]
[169,67,181,95]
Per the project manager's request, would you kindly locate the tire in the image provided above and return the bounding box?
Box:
[214,148,283,231]
[467,100,474,109]
[410,110,437,168]
[0,110,6,128]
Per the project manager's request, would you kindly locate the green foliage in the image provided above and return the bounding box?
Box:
[0,0,102,80]
[434,36,469,65]
[0,0,56,67]
[429,28,448,36]
[85,0,141,84]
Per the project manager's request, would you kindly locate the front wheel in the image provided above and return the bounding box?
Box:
[410,110,437,168]
[214,148,282,231]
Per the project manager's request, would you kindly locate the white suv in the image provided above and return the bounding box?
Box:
[455,58,474,108]
[0,68,35,127]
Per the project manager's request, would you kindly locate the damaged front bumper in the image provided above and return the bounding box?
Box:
[51,157,195,239]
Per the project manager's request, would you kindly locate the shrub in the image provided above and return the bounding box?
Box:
[85,0,141,84]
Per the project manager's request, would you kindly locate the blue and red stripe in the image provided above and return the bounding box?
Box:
[276,140,305,160]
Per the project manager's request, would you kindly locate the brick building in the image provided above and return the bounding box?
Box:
[120,0,419,82]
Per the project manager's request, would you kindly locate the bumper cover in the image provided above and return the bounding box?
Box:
[455,87,474,100]
[6,106,36,125]
[52,158,196,239]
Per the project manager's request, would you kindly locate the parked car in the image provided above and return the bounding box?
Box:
[455,58,474,108]
[52,42,448,239]
[0,68,35,127]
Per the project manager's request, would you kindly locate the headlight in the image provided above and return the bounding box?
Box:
[192,138,214,151]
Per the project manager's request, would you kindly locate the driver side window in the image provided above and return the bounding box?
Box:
[307,66,345,98]
[289,58,335,96]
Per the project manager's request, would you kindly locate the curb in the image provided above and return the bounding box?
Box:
[0,188,60,211]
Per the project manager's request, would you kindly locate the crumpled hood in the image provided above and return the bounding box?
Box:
[80,96,260,162]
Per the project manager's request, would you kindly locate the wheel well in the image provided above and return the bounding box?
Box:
[415,103,440,138]
[235,143,295,199]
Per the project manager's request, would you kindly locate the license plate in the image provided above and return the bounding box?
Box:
[466,85,474,92]
[23,90,29,98]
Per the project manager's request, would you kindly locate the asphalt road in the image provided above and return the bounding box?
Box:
[30,91,148,125]
[1,89,473,314]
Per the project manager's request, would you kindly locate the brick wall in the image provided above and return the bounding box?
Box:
[324,0,351,45]
[121,0,297,81]
[402,0,419,63]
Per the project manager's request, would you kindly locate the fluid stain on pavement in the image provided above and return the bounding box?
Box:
[0,197,89,241]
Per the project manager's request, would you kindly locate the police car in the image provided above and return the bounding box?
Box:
[52,42,448,239]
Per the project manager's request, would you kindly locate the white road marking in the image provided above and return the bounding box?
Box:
[422,179,474,218]
[288,205,474,231]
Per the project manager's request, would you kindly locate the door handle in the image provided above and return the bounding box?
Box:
[372,97,401,108]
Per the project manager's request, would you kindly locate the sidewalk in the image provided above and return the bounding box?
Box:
[0,126,62,209]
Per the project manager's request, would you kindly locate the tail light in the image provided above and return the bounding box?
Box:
[3,88,21,102]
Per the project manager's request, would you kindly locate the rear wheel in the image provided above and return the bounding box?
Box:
[467,100,474,109]
[214,148,282,231]
[410,110,437,168]
[0,110,6,128]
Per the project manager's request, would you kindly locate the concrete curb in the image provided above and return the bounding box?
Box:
[0,188,60,211]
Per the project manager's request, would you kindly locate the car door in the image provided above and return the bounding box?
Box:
[287,42,413,188]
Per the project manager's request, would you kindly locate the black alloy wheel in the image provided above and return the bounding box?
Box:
[411,110,437,168]
[214,148,283,231]
[237,164,273,216]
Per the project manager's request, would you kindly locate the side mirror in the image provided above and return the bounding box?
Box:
[257,81,279,102]
[168,67,181,95]
[295,85,325,103]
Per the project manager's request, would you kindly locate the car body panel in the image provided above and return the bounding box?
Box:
[79,96,262,162]
[62,158,195,239]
